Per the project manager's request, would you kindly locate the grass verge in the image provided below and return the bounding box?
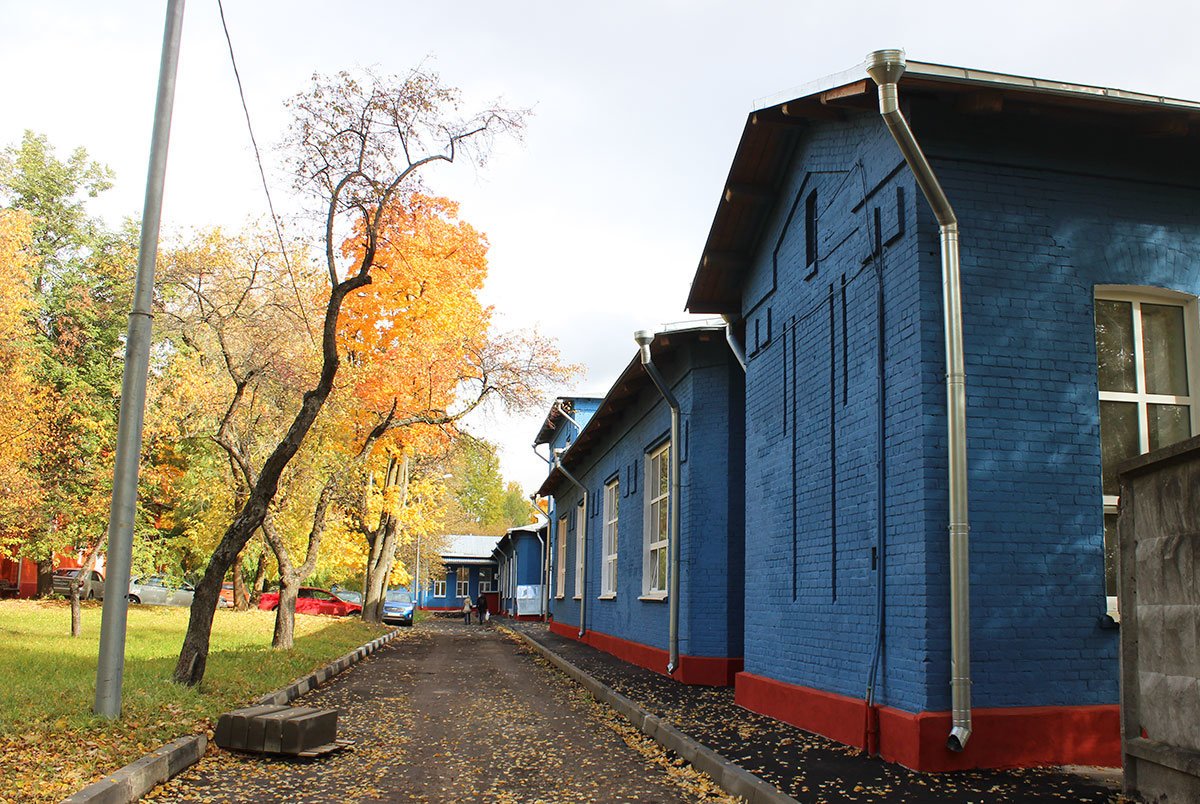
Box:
[0,599,388,804]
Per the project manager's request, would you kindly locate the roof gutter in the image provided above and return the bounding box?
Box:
[554,451,589,639]
[634,329,682,676]
[866,49,972,753]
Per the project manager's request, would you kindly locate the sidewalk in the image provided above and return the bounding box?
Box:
[510,622,1122,803]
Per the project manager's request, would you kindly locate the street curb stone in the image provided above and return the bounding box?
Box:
[61,627,399,804]
[508,628,799,804]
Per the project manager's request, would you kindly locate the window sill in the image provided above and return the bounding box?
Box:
[573,595,581,601]
[638,594,667,602]
[597,594,616,600]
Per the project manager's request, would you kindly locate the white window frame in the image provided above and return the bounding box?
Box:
[574,501,584,600]
[1095,287,1200,618]
[478,568,494,594]
[433,580,446,598]
[601,478,619,598]
[456,570,470,599]
[556,515,567,599]
[642,441,670,598]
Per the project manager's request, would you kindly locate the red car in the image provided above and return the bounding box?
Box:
[257,586,362,617]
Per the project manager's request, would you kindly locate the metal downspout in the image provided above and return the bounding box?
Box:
[530,443,553,620]
[721,314,748,372]
[866,49,972,752]
[634,330,682,676]
[529,495,549,622]
[554,453,589,639]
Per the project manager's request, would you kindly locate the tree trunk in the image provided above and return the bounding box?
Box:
[272,574,299,650]
[36,560,52,597]
[232,552,249,611]
[363,518,399,624]
[69,542,104,637]
[173,275,368,687]
[361,455,407,625]
[249,543,267,605]
[69,585,82,636]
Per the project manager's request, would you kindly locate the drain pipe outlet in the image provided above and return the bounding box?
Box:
[634,329,682,676]
[721,314,748,372]
[554,450,589,639]
[866,48,972,753]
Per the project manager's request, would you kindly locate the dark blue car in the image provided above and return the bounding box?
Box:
[382,589,415,626]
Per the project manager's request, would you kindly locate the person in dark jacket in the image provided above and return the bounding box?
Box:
[476,593,489,624]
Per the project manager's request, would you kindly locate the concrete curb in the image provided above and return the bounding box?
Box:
[62,735,207,804]
[61,627,399,804]
[254,629,399,705]
[508,628,798,804]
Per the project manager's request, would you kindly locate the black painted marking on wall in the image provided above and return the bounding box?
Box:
[829,283,838,603]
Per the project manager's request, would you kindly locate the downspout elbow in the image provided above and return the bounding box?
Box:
[721,315,747,372]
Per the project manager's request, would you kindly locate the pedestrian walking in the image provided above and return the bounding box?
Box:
[476,593,489,625]
[462,596,473,625]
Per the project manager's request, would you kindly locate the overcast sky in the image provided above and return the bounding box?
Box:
[2,0,1196,491]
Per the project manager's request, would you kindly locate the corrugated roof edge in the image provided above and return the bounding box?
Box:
[753,56,1200,114]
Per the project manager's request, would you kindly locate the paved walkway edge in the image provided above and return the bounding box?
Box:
[61,627,399,804]
[508,628,799,804]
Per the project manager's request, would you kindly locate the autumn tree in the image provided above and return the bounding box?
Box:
[0,132,133,633]
[321,192,572,622]
[172,69,524,686]
[0,210,48,561]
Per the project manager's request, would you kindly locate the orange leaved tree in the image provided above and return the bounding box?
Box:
[172,68,525,686]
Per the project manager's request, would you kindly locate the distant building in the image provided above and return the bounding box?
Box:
[493,516,549,620]
[417,534,500,614]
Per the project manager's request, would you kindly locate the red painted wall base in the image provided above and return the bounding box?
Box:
[734,672,1121,771]
[548,620,742,686]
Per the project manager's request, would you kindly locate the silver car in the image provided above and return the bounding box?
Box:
[52,568,106,600]
[127,575,194,606]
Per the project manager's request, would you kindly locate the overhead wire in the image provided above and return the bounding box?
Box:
[215,0,317,345]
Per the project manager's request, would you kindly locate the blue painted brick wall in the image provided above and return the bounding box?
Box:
[740,100,1200,715]
[546,339,745,659]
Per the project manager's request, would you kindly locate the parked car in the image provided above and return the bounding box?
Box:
[219,581,248,608]
[127,575,194,607]
[381,589,414,626]
[257,587,362,617]
[52,569,105,600]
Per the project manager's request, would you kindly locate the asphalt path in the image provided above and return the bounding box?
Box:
[151,619,731,803]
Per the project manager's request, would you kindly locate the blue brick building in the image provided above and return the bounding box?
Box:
[416,534,500,615]
[684,53,1200,770]
[493,517,549,619]
[538,324,746,685]
[533,396,602,602]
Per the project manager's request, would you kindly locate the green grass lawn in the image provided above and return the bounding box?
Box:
[0,599,389,803]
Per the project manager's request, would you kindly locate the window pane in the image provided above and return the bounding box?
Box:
[1100,401,1139,496]
[1148,403,1192,451]
[658,502,668,538]
[1103,514,1119,597]
[1095,300,1136,392]
[1141,304,1189,395]
[658,449,669,495]
[657,550,667,591]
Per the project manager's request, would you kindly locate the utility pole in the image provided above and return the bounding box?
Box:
[94,0,186,718]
